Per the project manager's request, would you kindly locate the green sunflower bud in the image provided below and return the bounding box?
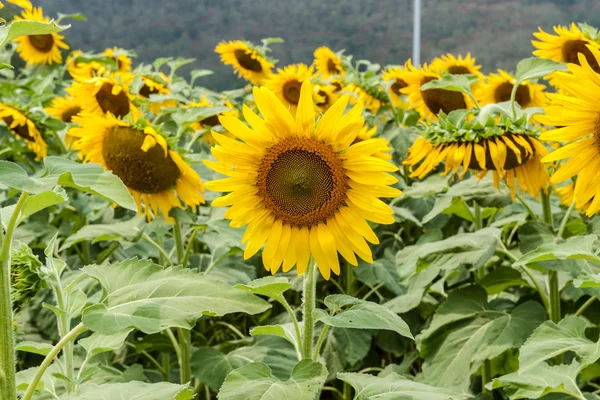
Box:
[10,243,44,314]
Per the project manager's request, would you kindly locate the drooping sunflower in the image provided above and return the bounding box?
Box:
[138,73,177,114]
[102,47,133,73]
[68,114,204,222]
[382,62,411,108]
[313,84,339,112]
[404,110,549,200]
[215,40,274,85]
[265,63,314,115]
[476,69,545,109]
[0,105,47,160]
[204,80,401,279]
[72,76,140,119]
[401,62,472,120]
[431,53,483,77]
[185,96,239,146]
[13,7,69,65]
[45,94,82,123]
[313,46,345,78]
[536,44,600,216]
[532,23,600,71]
[345,83,388,114]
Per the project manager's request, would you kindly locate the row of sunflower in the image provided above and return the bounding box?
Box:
[0,1,599,279]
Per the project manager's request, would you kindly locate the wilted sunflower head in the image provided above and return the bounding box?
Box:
[12,7,69,65]
[404,109,550,200]
[0,104,47,159]
[265,63,315,115]
[73,75,140,120]
[11,242,44,314]
[204,80,401,279]
[185,96,240,146]
[476,69,546,109]
[215,40,274,85]
[313,46,345,78]
[68,114,204,222]
[102,47,133,73]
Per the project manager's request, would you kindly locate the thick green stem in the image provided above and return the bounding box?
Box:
[279,296,303,360]
[301,259,317,360]
[557,201,576,239]
[177,328,191,384]
[22,323,87,400]
[473,202,483,231]
[541,189,554,229]
[0,192,29,400]
[575,296,597,317]
[173,217,185,265]
[549,271,560,323]
[481,359,492,393]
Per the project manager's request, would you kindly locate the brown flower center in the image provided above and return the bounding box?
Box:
[447,65,471,74]
[316,90,329,107]
[421,76,467,115]
[102,126,180,193]
[200,114,221,127]
[61,106,81,123]
[327,58,339,74]
[494,82,531,107]
[139,83,160,98]
[234,49,263,72]
[3,115,33,141]
[391,78,408,95]
[467,134,533,170]
[331,81,343,92]
[257,137,348,227]
[28,34,54,53]
[95,83,131,118]
[562,40,600,72]
[283,79,302,105]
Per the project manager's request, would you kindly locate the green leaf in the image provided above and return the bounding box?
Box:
[480,267,528,295]
[15,341,53,356]
[172,106,230,128]
[322,328,372,379]
[191,347,246,392]
[61,217,143,250]
[514,235,600,267]
[337,372,470,400]
[519,316,600,373]
[0,19,70,48]
[60,381,193,400]
[316,297,414,339]
[514,57,568,84]
[20,187,68,222]
[490,362,584,400]
[78,330,133,358]
[250,323,301,349]
[81,258,271,334]
[420,74,474,97]
[418,286,546,391]
[217,360,327,400]
[235,276,292,302]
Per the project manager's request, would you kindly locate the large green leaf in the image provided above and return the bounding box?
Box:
[191,347,247,393]
[78,329,133,358]
[0,19,69,47]
[322,327,372,379]
[60,381,193,399]
[61,217,143,250]
[514,57,568,85]
[81,259,271,334]
[479,267,528,295]
[418,286,546,391]
[217,360,327,400]
[519,316,600,373]
[420,74,474,96]
[514,235,600,266]
[235,276,292,302]
[338,372,470,400]
[251,323,302,350]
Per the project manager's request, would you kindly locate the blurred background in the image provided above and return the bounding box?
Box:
[11,0,600,89]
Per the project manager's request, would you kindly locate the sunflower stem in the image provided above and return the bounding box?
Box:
[279,295,303,360]
[473,202,483,231]
[557,201,576,239]
[541,189,554,229]
[301,259,317,360]
[0,192,29,400]
[173,218,192,386]
[481,359,492,393]
[173,216,185,265]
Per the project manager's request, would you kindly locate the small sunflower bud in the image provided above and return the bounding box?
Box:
[10,243,44,314]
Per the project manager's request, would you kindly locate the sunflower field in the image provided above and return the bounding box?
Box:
[4,1,600,400]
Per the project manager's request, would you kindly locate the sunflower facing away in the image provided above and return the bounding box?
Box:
[185,96,239,146]
[68,114,204,222]
[13,7,69,65]
[73,76,140,119]
[215,40,274,85]
[476,69,545,109]
[345,83,388,114]
[0,105,47,159]
[265,63,314,115]
[313,46,345,78]
[537,44,600,216]
[204,80,401,279]
[404,110,549,200]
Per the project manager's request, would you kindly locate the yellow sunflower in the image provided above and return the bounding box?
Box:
[537,44,600,216]
[1,0,32,9]
[68,114,204,222]
[13,7,69,65]
[215,40,274,85]
[72,76,140,120]
[431,53,483,77]
[476,69,546,109]
[45,94,82,123]
[382,62,412,108]
[345,83,387,114]
[185,96,239,146]
[353,125,392,160]
[532,23,600,71]
[313,84,339,113]
[102,47,133,73]
[401,62,472,120]
[265,63,314,115]
[313,46,345,78]
[138,73,177,114]
[204,80,401,280]
[0,105,47,160]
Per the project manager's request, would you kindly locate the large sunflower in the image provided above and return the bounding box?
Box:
[138,73,177,114]
[532,23,600,71]
[102,47,133,73]
[0,105,47,160]
[476,69,545,109]
[68,114,204,222]
[215,41,274,85]
[13,7,69,65]
[265,63,314,115]
[404,111,549,200]
[72,76,140,119]
[204,80,401,279]
[313,46,345,78]
[185,96,239,146]
[537,44,600,216]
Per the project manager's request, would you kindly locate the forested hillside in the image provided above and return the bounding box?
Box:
[22,0,600,89]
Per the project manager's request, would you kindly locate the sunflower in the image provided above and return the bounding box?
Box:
[313,84,339,112]
[215,40,274,85]
[1,0,32,9]
[431,53,483,77]
[0,105,47,160]
[102,47,133,73]
[345,83,387,114]
[68,114,204,222]
[401,62,472,120]
[313,46,344,78]
[72,76,140,119]
[138,73,177,114]
[13,7,69,65]
[185,96,239,146]
[265,63,314,115]
[532,23,600,71]
[204,80,401,280]
[476,69,545,109]
[404,111,549,200]
[353,125,392,160]
[45,94,82,123]
[537,44,600,216]
[67,51,108,82]
[382,63,411,108]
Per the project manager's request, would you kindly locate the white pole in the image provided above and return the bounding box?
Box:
[412,0,421,65]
